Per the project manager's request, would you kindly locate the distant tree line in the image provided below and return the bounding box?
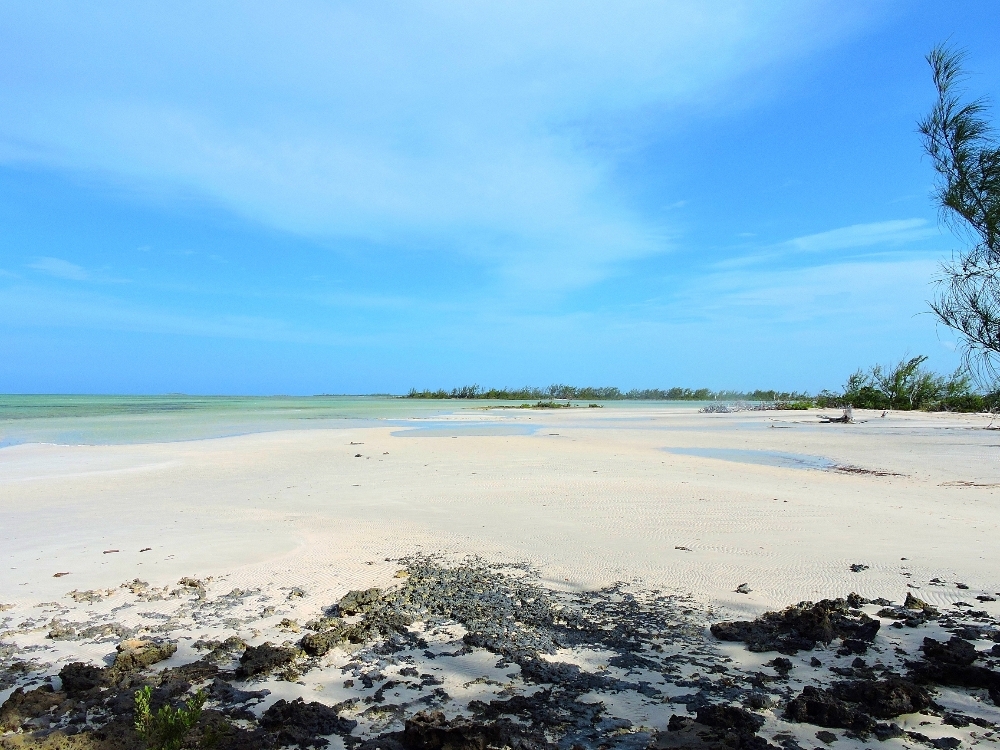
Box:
[406,384,811,402]
[406,359,1000,412]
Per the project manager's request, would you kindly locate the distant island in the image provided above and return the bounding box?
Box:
[405,385,810,401]
[405,359,999,413]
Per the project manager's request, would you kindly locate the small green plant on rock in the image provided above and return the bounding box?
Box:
[134,685,206,750]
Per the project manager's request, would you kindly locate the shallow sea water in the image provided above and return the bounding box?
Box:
[663,446,836,470]
[391,423,538,437]
[0,395,710,448]
[0,395,457,447]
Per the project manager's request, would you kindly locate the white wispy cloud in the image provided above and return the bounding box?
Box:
[0,2,877,288]
[27,257,90,281]
[716,219,942,270]
[785,219,938,253]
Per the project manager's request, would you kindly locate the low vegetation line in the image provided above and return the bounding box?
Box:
[406,385,810,402]
[408,357,1000,414]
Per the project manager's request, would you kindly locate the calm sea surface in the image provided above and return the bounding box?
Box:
[0,395,462,447]
[0,395,711,448]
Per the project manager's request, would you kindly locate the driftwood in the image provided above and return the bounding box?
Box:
[819,406,854,424]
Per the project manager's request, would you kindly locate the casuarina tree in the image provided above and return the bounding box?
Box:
[919,45,1000,379]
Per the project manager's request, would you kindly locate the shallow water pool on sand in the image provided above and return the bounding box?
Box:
[391,423,537,437]
[664,446,835,470]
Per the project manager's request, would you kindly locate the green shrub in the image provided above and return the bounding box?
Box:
[781,401,812,410]
[134,685,206,750]
[824,357,987,411]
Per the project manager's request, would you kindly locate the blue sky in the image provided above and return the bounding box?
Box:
[2,2,998,395]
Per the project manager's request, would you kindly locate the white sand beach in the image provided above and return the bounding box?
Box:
[2,404,1000,748]
[3,405,998,611]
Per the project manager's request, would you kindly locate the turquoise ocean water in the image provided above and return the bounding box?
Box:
[0,395,462,447]
[0,395,712,448]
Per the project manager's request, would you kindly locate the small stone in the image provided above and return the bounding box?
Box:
[816,730,838,744]
[735,583,752,594]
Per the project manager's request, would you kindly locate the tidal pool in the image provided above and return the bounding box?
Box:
[664,447,836,470]
[391,423,537,438]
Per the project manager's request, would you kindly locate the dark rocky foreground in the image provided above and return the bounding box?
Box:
[1,558,999,749]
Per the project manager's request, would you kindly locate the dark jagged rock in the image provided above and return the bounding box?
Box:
[696,705,765,734]
[398,710,552,750]
[301,627,345,656]
[260,698,357,748]
[110,638,177,674]
[354,710,554,750]
[786,677,930,734]
[711,598,880,654]
[58,662,107,696]
[839,638,868,655]
[342,610,414,643]
[921,636,978,666]
[907,732,962,750]
[829,678,930,718]
[653,710,773,750]
[160,657,219,687]
[209,677,269,704]
[235,642,300,680]
[337,588,383,615]
[468,688,607,738]
[0,718,147,749]
[767,657,793,676]
[0,684,67,732]
[188,710,277,750]
[904,593,939,614]
[909,636,1000,704]
[785,686,875,732]
[846,593,868,608]
[516,655,626,691]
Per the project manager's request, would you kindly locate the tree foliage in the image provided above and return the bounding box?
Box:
[919,45,1000,378]
[406,384,811,401]
[816,355,990,411]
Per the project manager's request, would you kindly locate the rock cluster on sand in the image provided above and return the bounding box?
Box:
[2,559,999,749]
[709,595,880,654]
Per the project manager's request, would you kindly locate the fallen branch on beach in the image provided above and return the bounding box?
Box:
[818,407,856,424]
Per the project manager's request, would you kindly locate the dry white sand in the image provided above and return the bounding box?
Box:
[2,405,998,613]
